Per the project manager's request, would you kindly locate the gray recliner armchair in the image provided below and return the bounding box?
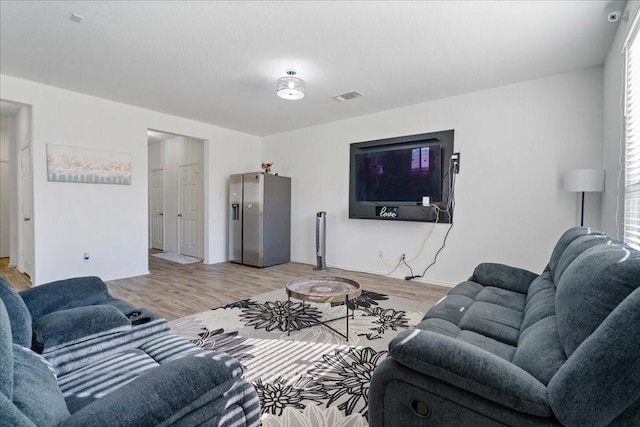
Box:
[0,278,261,426]
[0,276,169,375]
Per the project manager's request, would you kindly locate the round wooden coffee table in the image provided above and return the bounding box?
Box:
[286,276,362,341]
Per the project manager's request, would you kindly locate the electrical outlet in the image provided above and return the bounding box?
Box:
[452,152,461,173]
[83,252,90,262]
[401,253,406,260]
[378,250,383,257]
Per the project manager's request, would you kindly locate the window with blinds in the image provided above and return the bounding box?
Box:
[625,21,640,250]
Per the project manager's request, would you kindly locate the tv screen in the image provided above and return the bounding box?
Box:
[354,145,441,203]
[349,130,454,222]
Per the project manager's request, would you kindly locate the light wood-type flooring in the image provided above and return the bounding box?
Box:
[1,255,450,321]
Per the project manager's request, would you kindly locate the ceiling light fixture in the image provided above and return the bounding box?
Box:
[277,70,305,100]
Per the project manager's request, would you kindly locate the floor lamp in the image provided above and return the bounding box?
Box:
[563,169,605,226]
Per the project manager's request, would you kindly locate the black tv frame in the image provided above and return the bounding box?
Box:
[349,129,455,223]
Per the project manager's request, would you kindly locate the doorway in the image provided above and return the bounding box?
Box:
[147,130,204,259]
[149,168,164,250]
[178,162,200,257]
[0,100,33,281]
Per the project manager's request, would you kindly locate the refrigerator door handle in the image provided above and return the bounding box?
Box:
[231,203,240,220]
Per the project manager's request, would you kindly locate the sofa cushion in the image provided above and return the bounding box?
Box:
[0,278,32,348]
[421,279,525,354]
[19,276,109,320]
[59,335,210,413]
[61,352,252,426]
[475,286,526,312]
[458,302,522,346]
[448,280,484,299]
[546,226,604,277]
[513,315,566,385]
[556,242,640,357]
[12,344,70,425]
[416,317,461,337]
[32,305,131,354]
[549,287,640,426]
[388,329,552,417]
[422,291,475,326]
[521,273,556,332]
[137,333,203,363]
[59,348,161,413]
[457,330,516,361]
[470,263,537,294]
[551,233,609,286]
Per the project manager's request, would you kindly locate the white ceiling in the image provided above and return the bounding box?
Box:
[0,1,626,137]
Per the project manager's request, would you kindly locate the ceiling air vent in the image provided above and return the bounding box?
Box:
[332,90,364,102]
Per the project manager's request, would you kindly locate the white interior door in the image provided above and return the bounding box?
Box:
[178,163,199,257]
[20,145,32,276]
[150,168,164,250]
[0,160,9,258]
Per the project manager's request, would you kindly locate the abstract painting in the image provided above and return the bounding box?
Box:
[47,144,131,185]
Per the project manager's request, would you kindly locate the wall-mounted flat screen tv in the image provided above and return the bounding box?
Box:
[349,130,454,222]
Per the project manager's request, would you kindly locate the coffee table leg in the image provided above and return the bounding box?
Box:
[345,295,349,341]
[287,295,291,336]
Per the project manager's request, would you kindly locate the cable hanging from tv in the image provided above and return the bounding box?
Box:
[404,155,457,281]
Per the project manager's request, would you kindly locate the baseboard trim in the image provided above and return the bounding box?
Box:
[290,258,455,289]
[103,270,150,282]
[203,257,227,265]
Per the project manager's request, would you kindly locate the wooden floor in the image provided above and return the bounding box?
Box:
[0,258,31,290]
[1,255,449,321]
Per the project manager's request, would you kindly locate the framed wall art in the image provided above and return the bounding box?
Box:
[47,144,131,185]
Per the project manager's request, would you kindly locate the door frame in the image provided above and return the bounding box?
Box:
[19,142,33,278]
[147,129,208,262]
[177,161,202,258]
[149,167,165,251]
[1,101,34,281]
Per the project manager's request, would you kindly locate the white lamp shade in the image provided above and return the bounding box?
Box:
[276,76,305,100]
[563,169,605,192]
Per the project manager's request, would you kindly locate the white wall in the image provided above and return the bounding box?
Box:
[0,74,260,285]
[262,68,604,286]
[602,1,640,239]
[0,66,607,287]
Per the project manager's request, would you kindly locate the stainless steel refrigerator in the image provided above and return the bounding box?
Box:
[229,172,291,267]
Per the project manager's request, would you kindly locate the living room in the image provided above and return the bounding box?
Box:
[1,1,639,426]
[0,0,632,288]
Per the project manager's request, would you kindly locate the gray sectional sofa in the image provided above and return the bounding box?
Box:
[0,276,260,426]
[370,227,640,426]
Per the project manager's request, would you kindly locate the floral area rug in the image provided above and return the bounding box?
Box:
[169,288,430,426]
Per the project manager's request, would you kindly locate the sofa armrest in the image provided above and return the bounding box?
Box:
[19,277,109,320]
[0,394,38,427]
[470,263,538,294]
[61,352,254,426]
[388,329,551,417]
